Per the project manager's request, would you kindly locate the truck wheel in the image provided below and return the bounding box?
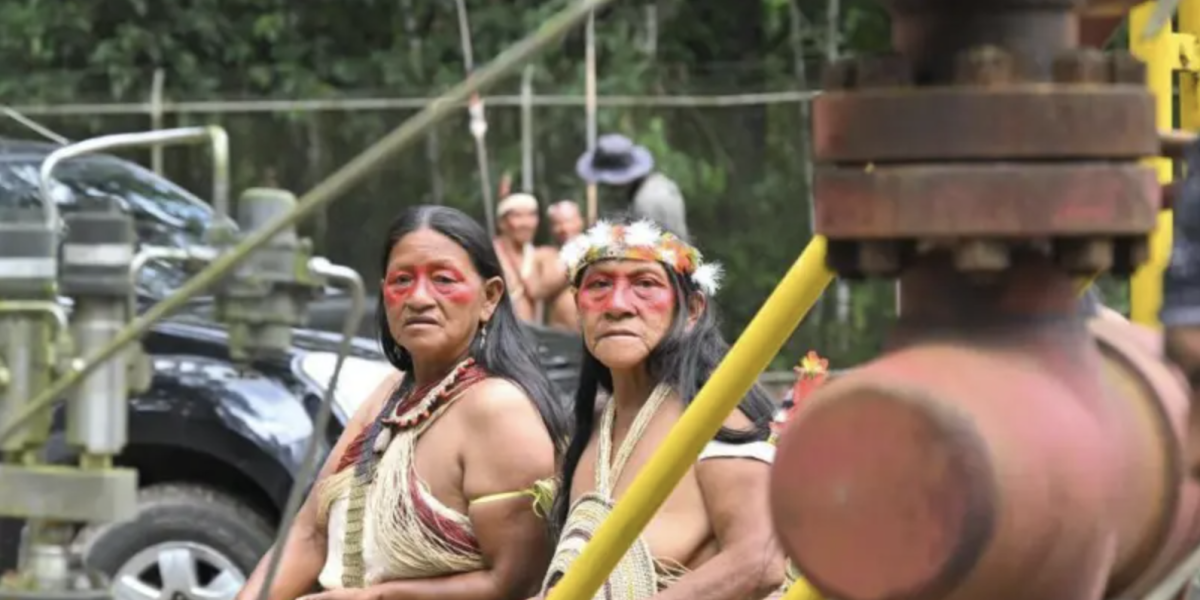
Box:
[79,483,274,600]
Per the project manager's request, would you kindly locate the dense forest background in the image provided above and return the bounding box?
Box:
[0,0,1132,368]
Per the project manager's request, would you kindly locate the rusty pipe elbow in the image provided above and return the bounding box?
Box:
[770,317,1197,600]
[1092,316,1200,598]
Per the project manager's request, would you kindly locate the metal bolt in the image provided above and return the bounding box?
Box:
[1052,49,1109,84]
[954,240,1010,272]
[822,59,858,90]
[955,46,1018,86]
[1055,238,1114,274]
[1109,51,1147,84]
[854,54,913,88]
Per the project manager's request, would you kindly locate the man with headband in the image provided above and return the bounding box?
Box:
[493,192,544,322]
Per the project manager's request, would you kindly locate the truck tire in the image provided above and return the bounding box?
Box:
[79,483,274,600]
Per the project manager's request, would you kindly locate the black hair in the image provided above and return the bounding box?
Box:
[362,205,569,474]
[549,214,777,533]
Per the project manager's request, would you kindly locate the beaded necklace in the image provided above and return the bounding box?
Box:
[373,357,480,454]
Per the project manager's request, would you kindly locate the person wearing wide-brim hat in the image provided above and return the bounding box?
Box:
[576,133,690,240]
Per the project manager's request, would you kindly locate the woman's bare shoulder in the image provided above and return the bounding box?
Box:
[458,377,545,425]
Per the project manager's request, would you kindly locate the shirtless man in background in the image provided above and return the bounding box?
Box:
[539,200,586,331]
[494,193,544,322]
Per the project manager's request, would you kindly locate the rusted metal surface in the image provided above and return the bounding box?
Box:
[810,5,1159,261]
[813,87,1155,162]
[1089,316,1200,597]
[1165,327,1200,476]
[814,163,1159,237]
[774,0,1200,597]
[771,260,1200,600]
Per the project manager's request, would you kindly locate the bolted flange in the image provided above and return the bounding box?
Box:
[811,44,1160,278]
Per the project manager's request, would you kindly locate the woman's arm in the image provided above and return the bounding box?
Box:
[348,378,558,600]
[652,413,786,600]
[236,372,402,600]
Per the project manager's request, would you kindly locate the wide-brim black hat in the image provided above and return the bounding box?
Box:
[576,133,655,185]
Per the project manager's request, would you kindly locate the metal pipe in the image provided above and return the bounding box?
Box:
[129,245,217,278]
[128,245,217,321]
[0,302,70,335]
[1,105,68,144]
[37,126,231,228]
[6,90,823,115]
[150,68,166,174]
[772,256,1200,600]
[584,9,598,225]
[456,0,496,233]
[254,256,363,600]
[0,0,616,446]
[65,302,127,455]
[521,65,535,192]
[544,236,834,600]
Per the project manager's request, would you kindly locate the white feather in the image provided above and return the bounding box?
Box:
[559,235,589,271]
[587,220,614,249]
[692,262,724,295]
[624,220,661,247]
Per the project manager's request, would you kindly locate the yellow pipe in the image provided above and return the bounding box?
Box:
[1180,0,1200,130]
[545,236,835,600]
[1130,1,1176,328]
[780,577,826,600]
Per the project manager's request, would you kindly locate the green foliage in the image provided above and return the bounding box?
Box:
[0,0,902,370]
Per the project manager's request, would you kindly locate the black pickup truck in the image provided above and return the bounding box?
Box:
[0,138,582,600]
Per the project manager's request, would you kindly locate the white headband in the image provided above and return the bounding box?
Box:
[497,193,538,217]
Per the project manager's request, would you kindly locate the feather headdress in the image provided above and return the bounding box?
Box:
[560,219,723,295]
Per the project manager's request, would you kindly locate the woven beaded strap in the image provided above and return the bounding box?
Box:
[340,471,370,588]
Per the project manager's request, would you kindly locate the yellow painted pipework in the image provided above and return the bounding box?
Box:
[779,576,826,600]
[1131,1,1178,328]
[544,236,834,600]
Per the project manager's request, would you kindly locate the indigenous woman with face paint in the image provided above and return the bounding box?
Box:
[236,206,569,600]
[539,217,786,600]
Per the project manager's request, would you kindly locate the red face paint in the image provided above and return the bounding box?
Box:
[578,269,674,314]
[382,264,476,307]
